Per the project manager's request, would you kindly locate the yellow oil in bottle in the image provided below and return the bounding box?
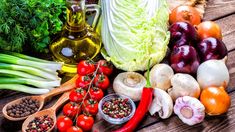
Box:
[50,0,101,74]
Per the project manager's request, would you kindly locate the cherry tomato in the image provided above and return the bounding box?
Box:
[93,74,110,90]
[82,99,98,115]
[76,75,91,89]
[97,60,113,76]
[76,114,94,131]
[57,116,73,132]
[77,60,96,75]
[66,126,83,132]
[196,21,222,40]
[63,102,81,118]
[89,87,104,101]
[69,88,87,102]
[170,5,201,25]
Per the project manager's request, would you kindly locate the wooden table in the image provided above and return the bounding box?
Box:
[1,0,235,131]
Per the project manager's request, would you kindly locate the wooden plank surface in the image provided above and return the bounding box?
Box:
[0,0,235,132]
[203,0,235,20]
[216,14,235,52]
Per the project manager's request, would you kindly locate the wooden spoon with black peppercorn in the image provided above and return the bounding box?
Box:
[2,75,78,121]
[22,91,70,132]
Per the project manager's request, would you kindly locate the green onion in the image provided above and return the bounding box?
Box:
[0,63,59,80]
[0,78,61,88]
[3,51,60,64]
[0,84,50,94]
[0,52,62,94]
[0,53,62,72]
[0,69,45,80]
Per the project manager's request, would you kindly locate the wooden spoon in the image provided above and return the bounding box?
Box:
[22,91,70,132]
[2,75,78,121]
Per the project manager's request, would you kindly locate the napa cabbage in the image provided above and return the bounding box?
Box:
[100,0,170,71]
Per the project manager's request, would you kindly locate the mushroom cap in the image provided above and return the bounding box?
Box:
[168,73,200,101]
[113,72,146,101]
[149,64,174,91]
[149,88,173,119]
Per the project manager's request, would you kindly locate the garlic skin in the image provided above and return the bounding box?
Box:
[197,59,229,89]
[149,64,174,91]
[174,96,205,126]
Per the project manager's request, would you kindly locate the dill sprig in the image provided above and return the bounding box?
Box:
[0,0,66,53]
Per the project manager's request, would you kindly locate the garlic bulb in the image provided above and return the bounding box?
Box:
[174,96,205,126]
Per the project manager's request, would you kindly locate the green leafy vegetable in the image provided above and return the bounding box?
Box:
[0,0,66,53]
[100,0,170,71]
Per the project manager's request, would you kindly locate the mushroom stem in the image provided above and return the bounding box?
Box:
[180,106,193,119]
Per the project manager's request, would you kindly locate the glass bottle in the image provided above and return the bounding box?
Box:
[50,0,101,74]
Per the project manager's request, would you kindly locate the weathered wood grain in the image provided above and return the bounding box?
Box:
[203,0,235,20]
[227,51,235,91]
[215,14,235,52]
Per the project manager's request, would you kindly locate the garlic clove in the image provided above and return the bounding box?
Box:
[174,96,205,126]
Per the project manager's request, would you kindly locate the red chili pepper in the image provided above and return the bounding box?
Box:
[113,60,153,132]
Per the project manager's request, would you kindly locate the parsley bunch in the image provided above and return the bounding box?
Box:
[0,0,66,53]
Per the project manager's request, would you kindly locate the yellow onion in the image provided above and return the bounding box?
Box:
[200,86,231,116]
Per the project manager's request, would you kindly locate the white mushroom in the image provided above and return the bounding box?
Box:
[148,64,174,91]
[113,72,146,101]
[174,96,205,126]
[167,73,201,101]
[148,88,173,119]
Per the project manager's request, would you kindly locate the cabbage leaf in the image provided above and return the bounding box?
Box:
[100,0,170,71]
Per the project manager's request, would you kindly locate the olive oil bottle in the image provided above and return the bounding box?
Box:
[50,0,101,74]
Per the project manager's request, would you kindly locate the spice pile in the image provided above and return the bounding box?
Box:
[102,98,132,119]
[26,115,54,132]
[6,97,40,118]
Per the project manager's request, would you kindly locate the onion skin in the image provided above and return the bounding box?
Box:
[200,86,231,116]
[197,59,229,89]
